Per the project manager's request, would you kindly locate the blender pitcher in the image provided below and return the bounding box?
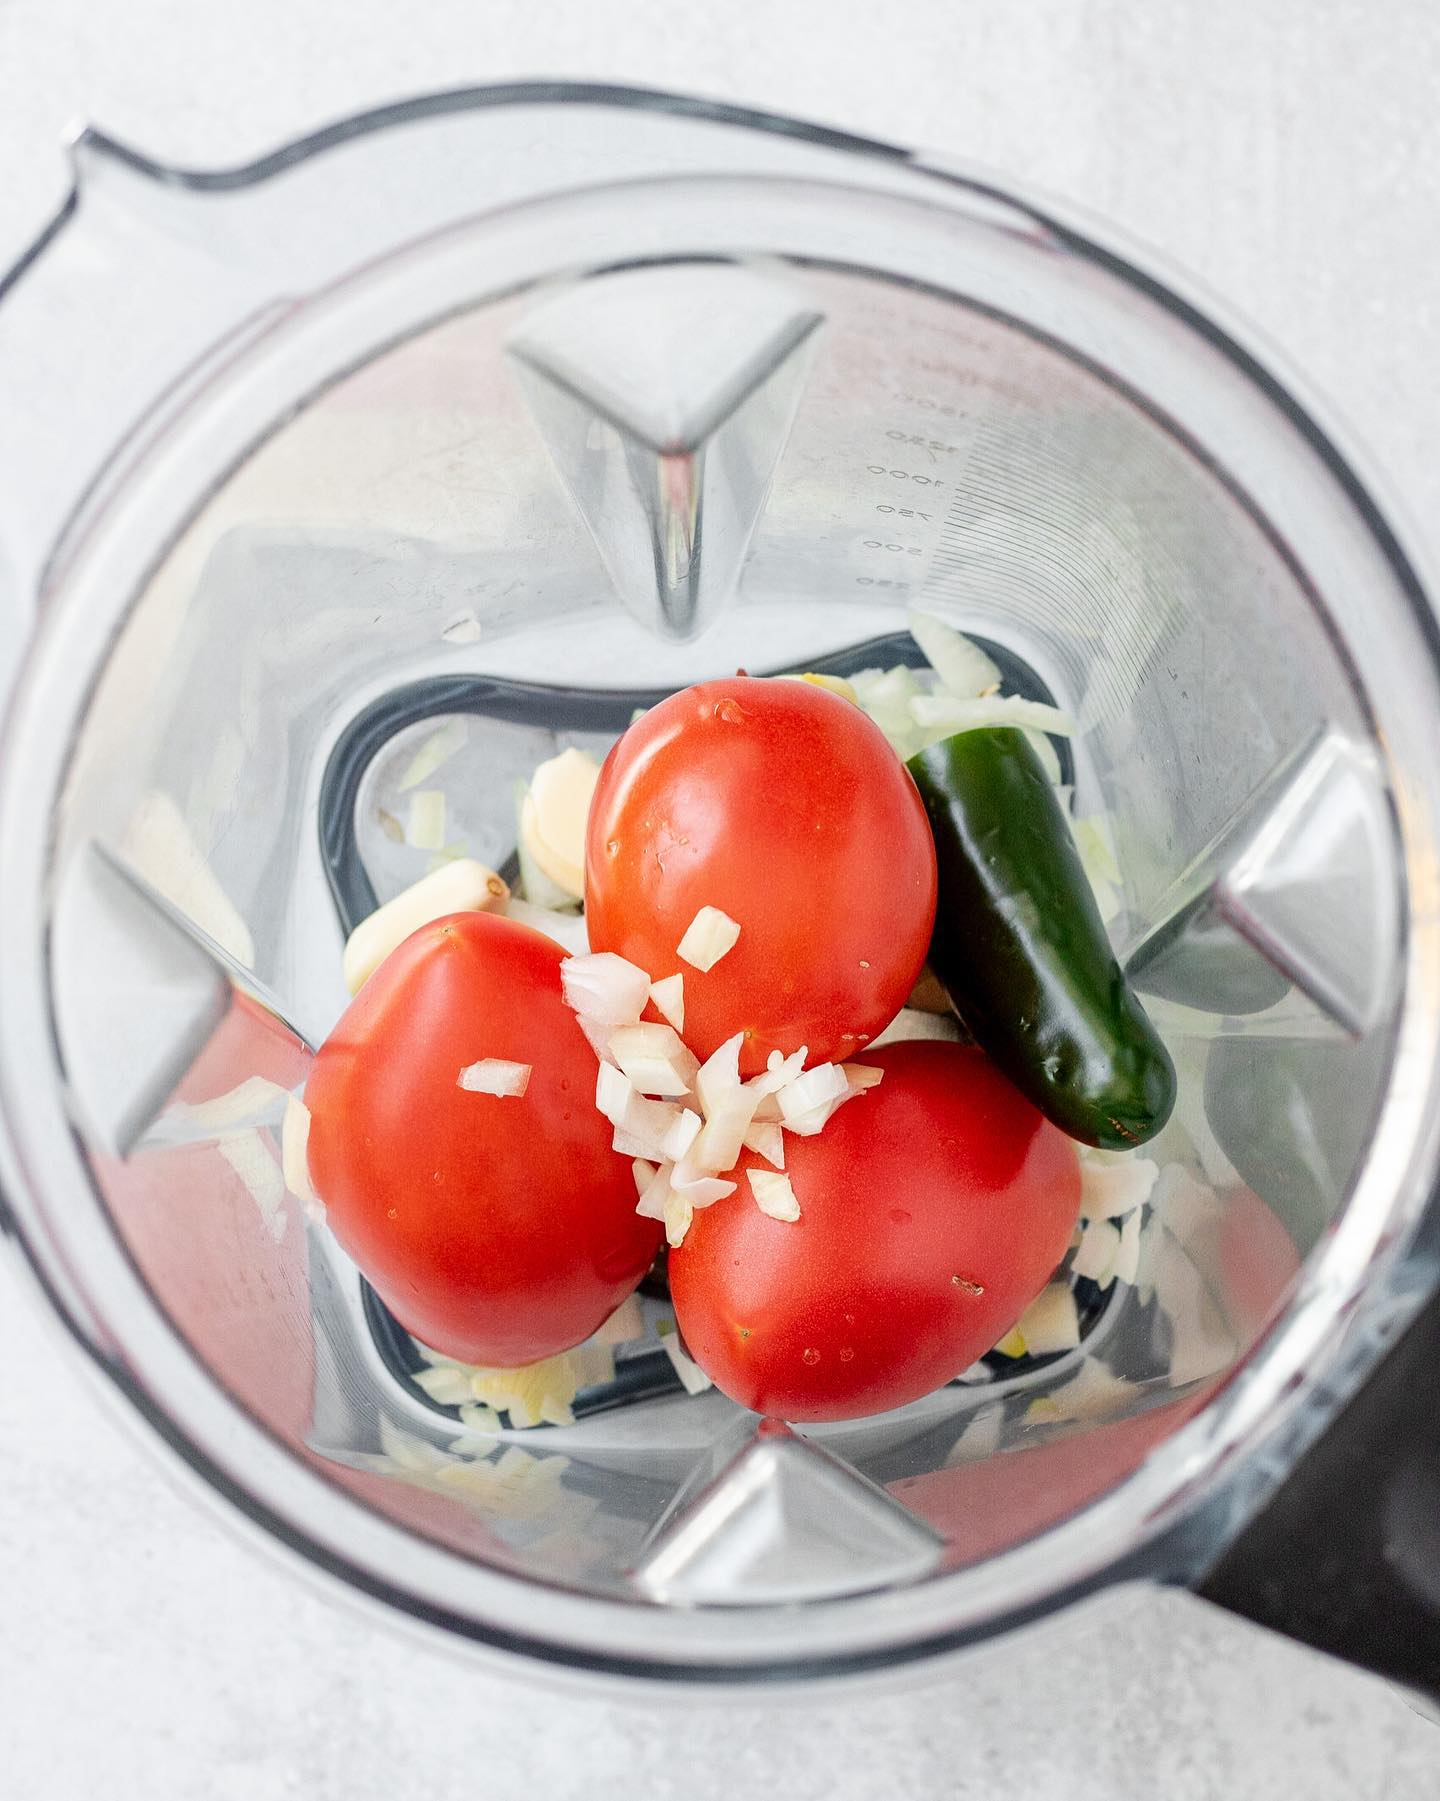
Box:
[2,83,1440,1696]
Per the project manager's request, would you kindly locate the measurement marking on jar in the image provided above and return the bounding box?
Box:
[886,431,967,456]
[863,541,924,556]
[855,577,913,589]
[866,466,945,487]
[875,506,933,522]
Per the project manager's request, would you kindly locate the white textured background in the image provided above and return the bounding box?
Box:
[2,3,1438,1795]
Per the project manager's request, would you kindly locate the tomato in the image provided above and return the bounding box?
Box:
[669,1041,1081,1421]
[304,911,660,1366]
[584,677,936,1075]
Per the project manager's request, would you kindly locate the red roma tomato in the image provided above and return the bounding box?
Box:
[669,1041,1081,1421]
[304,912,659,1366]
[584,677,936,1075]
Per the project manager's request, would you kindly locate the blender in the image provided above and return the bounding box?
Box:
[1,82,1439,1697]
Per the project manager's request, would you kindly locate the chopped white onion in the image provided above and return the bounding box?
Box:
[595,1060,635,1125]
[1015,1283,1082,1355]
[777,1062,850,1126]
[504,897,590,956]
[631,1157,659,1198]
[909,693,1077,737]
[695,1032,746,1116]
[611,1093,691,1163]
[660,1107,703,1164]
[456,1403,502,1435]
[662,1187,693,1249]
[343,858,509,993]
[218,1129,287,1242]
[670,1169,736,1209]
[457,1059,531,1098]
[748,1168,800,1222]
[561,951,651,1025]
[1079,1150,1160,1219]
[656,1319,713,1395]
[280,1094,322,1222]
[685,1087,760,1174]
[414,1364,474,1406]
[407,789,447,851]
[576,1014,617,1064]
[441,610,483,645]
[634,1162,670,1221]
[594,1294,645,1345]
[908,609,1002,701]
[607,1022,700,1097]
[745,1045,808,1098]
[1023,727,1064,785]
[648,972,685,1033]
[677,905,742,972]
[150,1075,289,1146]
[1070,1216,1122,1282]
[741,1120,785,1167]
[398,718,467,791]
[840,1063,885,1095]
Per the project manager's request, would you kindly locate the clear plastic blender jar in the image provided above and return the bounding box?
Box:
[2,84,1439,1695]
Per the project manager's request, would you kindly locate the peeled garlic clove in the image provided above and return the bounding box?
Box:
[521,748,600,900]
[342,859,509,994]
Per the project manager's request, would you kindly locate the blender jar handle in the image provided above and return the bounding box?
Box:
[1196,1275,1440,1705]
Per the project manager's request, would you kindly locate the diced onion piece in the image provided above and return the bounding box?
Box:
[634,1162,670,1221]
[776,1063,849,1126]
[992,1327,1028,1359]
[648,972,685,1033]
[594,1294,645,1346]
[778,1103,840,1138]
[670,1170,736,1209]
[1079,1150,1160,1219]
[504,897,590,956]
[663,1187,693,1249]
[522,748,600,900]
[908,608,1002,701]
[596,1060,636,1126]
[407,789,447,851]
[441,610,483,645]
[1016,1283,1081,1355]
[631,1157,659,1198]
[397,718,467,791]
[608,1023,700,1097]
[1070,1216,1122,1282]
[414,1364,474,1406]
[1108,1209,1144,1288]
[458,1059,531,1098]
[750,1092,782,1124]
[577,1014,617,1064]
[745,1045,808,1098]
[218,1129,287,1242]
[1023,727,1064,786]
[741,1120,785,1168]
[677,905,741,972]
[612,1094,691,1163]
[695,1031,746,1116]
[840,1062,885,1094]
[457,1403,502,1435]
[343,858,510,993]
[685,1087,760,1174]
[656,1320,713,1395]
[869,1007,964,1048]
[280,1095,322,1222]
[748,1168,800,1223]
[561,951,651,1025]
[660,1107,702,1164]
[152,1074,289,1146]
[909,693,1077,737]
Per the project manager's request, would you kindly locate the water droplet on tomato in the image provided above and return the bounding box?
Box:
[889,1207,912,1226]
[607,838,620,857]
[839,1347,855,1363]
[802,1347,821,1366]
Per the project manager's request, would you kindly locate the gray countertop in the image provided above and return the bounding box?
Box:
[2,2,1438,1794]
